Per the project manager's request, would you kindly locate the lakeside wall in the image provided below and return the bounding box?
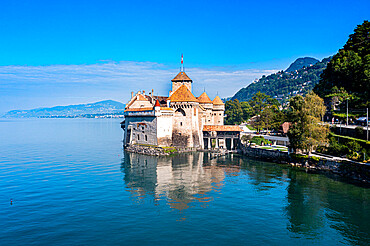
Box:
[240,145,370,184]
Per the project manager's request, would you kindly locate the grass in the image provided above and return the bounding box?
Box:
[245,124,257,131]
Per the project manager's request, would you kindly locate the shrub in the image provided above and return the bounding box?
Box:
[250,136,271,145]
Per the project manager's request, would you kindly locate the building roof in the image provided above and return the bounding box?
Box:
[169,84,198,102]
[137,94,148,101]
[154,100,160,107]
[125,94,150,109]
[197,92,213,104]
[280,122,292,134]
[212,96,224,105]
[171,71,192,82]
[125,107,154,112]
[203,125,242,132]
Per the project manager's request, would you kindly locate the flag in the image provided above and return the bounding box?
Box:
[181,54,183,64]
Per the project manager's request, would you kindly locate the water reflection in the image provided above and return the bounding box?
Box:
[121,151,370,243]
[285,170,370,244]
[121,152,241,211]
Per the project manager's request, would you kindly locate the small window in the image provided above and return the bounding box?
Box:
[180,122,182,126]
[137,135,140,140]
[145,135,147,141]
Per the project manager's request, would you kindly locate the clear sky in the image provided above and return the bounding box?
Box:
[0,0,369,113]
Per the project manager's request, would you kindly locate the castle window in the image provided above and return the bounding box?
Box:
[145,135,147,141]
[137,135,140,140]
[180,122,183,126]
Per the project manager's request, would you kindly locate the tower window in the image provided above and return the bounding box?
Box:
[137,135,140,140]
[145,135,147,141]
[180,122,183,126]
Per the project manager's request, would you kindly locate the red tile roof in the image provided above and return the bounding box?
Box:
[169,85,198,102]
[171,71,192,82]
[203,125,242,132]
[197,92,213,104]
[212,96,224,105]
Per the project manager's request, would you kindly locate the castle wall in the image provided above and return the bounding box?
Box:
[124,116,158,146]
[157,115,173,146]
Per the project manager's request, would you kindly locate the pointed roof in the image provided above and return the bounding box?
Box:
[171,71,192,82]
[212,96,224,105]
[197,92,213,104]
[154,100,160,107]
[169,85,198,102]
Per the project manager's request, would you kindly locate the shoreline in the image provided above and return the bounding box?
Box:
[239,145,370,185]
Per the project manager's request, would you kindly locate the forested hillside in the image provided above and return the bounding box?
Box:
[285,57,319,72]
[232,57,330,104]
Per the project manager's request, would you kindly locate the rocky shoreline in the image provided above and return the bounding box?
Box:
[239,145,370,185]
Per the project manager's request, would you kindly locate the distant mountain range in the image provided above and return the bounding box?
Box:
[231,57,331,104]
[2,100,126,118]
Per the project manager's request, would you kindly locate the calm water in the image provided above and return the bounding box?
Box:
[0,118,369,245]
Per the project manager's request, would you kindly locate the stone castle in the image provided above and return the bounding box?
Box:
[122,65,241,150]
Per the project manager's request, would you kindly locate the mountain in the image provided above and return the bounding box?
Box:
[3,100,126,118]
[231,57,331,104]
[285,57,319,72]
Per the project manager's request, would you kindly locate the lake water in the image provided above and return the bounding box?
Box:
[0,118,369,245]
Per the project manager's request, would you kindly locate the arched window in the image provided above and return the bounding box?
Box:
[175,108,186,116]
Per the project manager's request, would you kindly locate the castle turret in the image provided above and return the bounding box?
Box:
[197,92,214,125]
[212,96,225,125]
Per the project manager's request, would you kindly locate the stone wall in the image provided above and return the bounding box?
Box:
[125,116,157,146]
[240,145,290,161]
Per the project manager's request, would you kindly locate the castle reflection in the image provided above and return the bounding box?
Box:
[121,152,242,211]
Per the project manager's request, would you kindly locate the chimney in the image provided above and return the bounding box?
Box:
[143,90,145,95]
[131,92,134,98]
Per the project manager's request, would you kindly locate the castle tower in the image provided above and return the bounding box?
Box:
[171,55,193,92]
[171,71,193,92]
[212,96,225,125]
[197,92,214,125]
[168,85,202,148]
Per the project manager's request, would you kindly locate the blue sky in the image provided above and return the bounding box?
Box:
[0,0,369,113]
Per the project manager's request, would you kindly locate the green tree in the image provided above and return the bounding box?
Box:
[287,92,328,153]
[225,99,243,125]
[314,20,370,106]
